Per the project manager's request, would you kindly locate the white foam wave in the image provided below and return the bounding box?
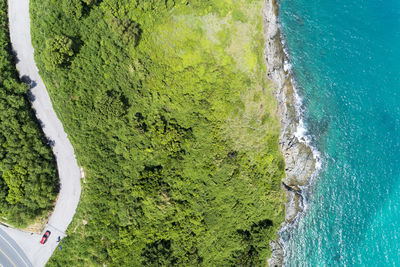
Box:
[276,10,325,265]
[279,24,323,180]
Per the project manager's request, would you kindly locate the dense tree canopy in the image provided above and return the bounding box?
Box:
[31,0,285,265]
[0,2,58,227]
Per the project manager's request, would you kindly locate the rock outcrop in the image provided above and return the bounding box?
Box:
[263,0,316,265]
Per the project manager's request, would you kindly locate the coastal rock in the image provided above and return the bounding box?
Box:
[267,240,284,267]
[284,140,315,187]
[284,190,301,222]
[263,0,316,265]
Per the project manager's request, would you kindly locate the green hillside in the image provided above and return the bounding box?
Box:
[30,0,285,265]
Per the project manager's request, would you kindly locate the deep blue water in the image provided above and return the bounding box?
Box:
[279,0,400,266]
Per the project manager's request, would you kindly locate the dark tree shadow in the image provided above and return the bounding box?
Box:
[47,138,56,147]
[36,118,45,129]
[11,49,19,64]
[21,75,37,89]
[26,89,36,101]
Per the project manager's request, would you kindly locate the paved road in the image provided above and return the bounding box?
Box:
[0,229,32,267]
[0,0,82,266]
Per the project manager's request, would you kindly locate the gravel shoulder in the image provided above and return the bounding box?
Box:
[2,0,82,266]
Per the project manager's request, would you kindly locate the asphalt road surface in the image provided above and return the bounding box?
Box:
[0,229,32,267]
[0,0,83,266]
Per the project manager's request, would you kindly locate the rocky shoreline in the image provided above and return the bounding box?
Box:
[263,0,316,266]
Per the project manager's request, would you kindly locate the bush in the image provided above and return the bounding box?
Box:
[42,36,74,70]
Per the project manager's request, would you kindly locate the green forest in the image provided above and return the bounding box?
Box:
[30,0,286,265]
[0,1,58,227]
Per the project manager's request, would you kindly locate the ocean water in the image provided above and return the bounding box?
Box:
[278,0,400,266]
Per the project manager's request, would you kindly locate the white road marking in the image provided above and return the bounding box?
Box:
[0,233,29,267]
[0,247,16,267]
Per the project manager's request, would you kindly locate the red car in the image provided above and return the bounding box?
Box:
[40,230,51,244]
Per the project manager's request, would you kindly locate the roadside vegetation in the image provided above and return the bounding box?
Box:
[0,1,58,227]
[31,0,285,265]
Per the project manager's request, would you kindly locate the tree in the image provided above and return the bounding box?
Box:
[109,17,141,46]
[3,165,26,204]
[42,36,74,70]
[82,0,97,5]
[62,0,83,19]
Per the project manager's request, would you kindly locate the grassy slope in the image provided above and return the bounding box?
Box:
[31,0,285,265]
[0,1,57,228]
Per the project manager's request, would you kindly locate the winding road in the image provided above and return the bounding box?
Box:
[0,0,82,266]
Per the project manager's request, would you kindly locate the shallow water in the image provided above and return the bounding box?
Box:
[279,0,400,265]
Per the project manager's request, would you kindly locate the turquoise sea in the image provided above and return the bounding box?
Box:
[278,0,400,266]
